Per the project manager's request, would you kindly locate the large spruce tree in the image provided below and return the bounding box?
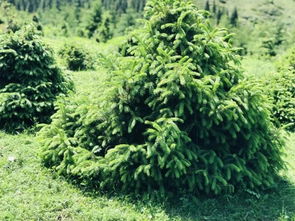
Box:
[40,0,284,195]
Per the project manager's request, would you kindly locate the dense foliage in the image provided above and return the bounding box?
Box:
[8,0,147,13]
[59,43,93,71]
[39,0,284,195]
[4,0,144,39]
[270,49,295,131]
[85,1,102,38]
[118,31,138,56]
[272,72,295,131]
[0,26,72,132]
[95,12,113,42]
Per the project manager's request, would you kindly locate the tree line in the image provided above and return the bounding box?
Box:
[7,0,146,13]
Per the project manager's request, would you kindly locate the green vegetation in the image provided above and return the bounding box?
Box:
[198,0,295,57]
[118,32,139,56]
[85,1,102,38]
[270,48,295,131]
[8,0,146,13]
[39,0,285,196]
[0,0,295,219]
[58,43,94,71]
[0,25,72,132]
[97,12,113,42]
[272,71,295,131]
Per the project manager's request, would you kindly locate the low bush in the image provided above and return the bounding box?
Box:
[269,49,295,131]
[58,44,94,71]
[277,47,295,71]
[272,71,295,131]
[39,0,285,196]
[0,26,72,132]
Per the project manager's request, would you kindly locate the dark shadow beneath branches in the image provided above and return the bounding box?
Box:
[163,179,295,220]
[73,177,295,221]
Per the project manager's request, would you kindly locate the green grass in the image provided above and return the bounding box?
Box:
[241,55,276,78]
[0,132,171,221]
[44,36,125,56]
[0,130,295,220]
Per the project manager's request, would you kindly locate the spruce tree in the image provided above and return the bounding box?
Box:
[0,26,72,132]
[212,0,216,13]
[205,0,210,11]
[271,48,295,131]
[40,0,284,196]
[216,8,223,25]
[274,24,285,46]
[85,0,102,38]
[116,0,128,14]
[32,15,43,33]
[230,7,238,26]
[96,12,113,42]
[74,0,81,22]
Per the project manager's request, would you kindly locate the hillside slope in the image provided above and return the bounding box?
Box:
[194,0,295,56]
[196,0,295,26]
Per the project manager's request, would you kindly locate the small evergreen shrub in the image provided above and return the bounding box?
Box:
[0,26,72,132]
[58,44,94,71]
[85,1,103,39]
[277,47,295,71]
[94,12,113,43]
[32,15,43,34]
[39,0,284,196]
[269,48,295,131]
[271,71,295,131]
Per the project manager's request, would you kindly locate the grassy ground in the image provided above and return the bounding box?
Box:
[0,127,295,220]
[0,132,171,221]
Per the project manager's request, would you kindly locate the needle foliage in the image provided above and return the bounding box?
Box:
[0,26,72,132]
[39,0,285,196]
